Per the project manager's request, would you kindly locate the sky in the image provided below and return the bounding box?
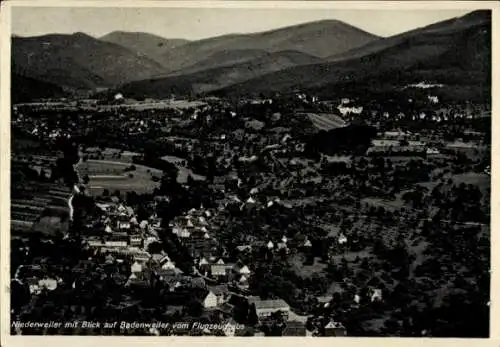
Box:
[12,7,473,40]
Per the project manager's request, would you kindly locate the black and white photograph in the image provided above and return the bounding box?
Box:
[2,1,495,340]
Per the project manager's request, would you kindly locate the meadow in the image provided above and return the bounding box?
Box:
[77,159,162,195]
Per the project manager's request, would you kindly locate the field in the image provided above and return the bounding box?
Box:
[452,172,490,192]
[160,155,206,183]
[298,113,347,131]
[290,253,328,278]
[83,147,141,163]
[77,159,162,195]
[11,182,71,235]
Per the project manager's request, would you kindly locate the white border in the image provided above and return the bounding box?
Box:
[1,2,498,347]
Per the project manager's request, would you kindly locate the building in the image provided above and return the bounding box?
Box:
[324,321,347,337]
[104,240,128,248]
[282,321,307,336]
[211,259,229,278]
[129,236,143,247]
[131,261,143,273]
[116,215,131,230]
[133,250,152,263]
[203,290,218,308]
[208,285,230,306]
[107,232,129,243]
[125,270,152,288]
[238,265,251,276]
[371,288,383,302]
[248,298,290,321]
[183,229,212,258]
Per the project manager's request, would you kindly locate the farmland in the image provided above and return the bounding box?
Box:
[10,181,71,235]
[83,147,141,163]
[160,155,206,183]
[298,112,347,131]
[77,159,162,195]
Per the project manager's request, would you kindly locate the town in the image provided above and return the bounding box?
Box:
[10,89,490,336]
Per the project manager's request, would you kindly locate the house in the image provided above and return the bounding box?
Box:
[133,250,152,263]
[203,290,218,308]
[282,321,307,336]
[116,214,131,230]
[246,197,256,204]
[208,285,230,306]
[371,288,383,302]
[105,254,115,264]
[238,275,249,290]
[236,245,252,253]
[338,234,348,245]
[104,240,128,248]
[26,277,41,295]
[96,203,111,212]
[131,261,143,273]
[248,298,290,321]
[129,236,142,247]
[426,147,440,155]
[161,260,177,271]
[221,318,238,336]
[211,259,229,278]
[165,278,183,292]
[324,321,347,337]
[317,296,332,308]
[183,229,212,258]
[238,265,251,276]
[150,253,165,264]
[198,257,210,268]
[125,271,151,288]
[277,242,288,253]
[157,266,183,277]
[87,240,104,248]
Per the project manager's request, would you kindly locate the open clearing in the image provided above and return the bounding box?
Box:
[83,147,140,163]
[452,172,490,191]
[78,159,162,195]
[290,253,328,278]
[11,182,71,235]
[160,156,206,183]
[297,112,347,131]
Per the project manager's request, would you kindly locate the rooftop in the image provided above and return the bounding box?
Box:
[248,298,290,310]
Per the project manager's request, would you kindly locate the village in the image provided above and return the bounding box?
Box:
[10,89,490,336]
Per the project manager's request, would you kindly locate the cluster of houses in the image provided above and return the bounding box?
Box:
[13,264,62,296]
[162,203,350,336]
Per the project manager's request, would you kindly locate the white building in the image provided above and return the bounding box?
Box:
[203,291,218,308]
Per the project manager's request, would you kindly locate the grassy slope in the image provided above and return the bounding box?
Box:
[12,33,169,89]
[213,11,491,102]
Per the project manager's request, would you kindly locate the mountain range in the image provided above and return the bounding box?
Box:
[11,10,491,102]
[99,31,190,65]
[12,32,167,90]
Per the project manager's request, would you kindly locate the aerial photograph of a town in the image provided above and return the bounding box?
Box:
[7,4,491,338]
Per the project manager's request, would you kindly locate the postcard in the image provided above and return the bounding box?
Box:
[0,1,498,346]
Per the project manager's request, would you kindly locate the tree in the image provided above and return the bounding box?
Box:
[234,298,250,324]
[147,242,163,255]
[83,174,90,184]
[187,174,195,186]
[185,299,204,317]
[248,303,259,326]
